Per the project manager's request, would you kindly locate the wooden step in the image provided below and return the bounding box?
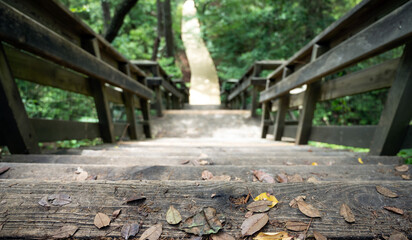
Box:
[0,162,409,182]
[0,179,410,239]
[0,154,402,166]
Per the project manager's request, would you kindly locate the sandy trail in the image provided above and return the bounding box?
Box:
[181,0,220,105]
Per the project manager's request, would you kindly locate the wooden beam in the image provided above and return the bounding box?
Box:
[154,87,164,117]
[273,95,289,140]
[250,87,259,118]
[260,101,272,138]
[82,38,115,143]
[119,62,139,140]
[0,44,40,154]
[228,77,251,101]
[370,42,412,155]
[139,99,152,139]
[260,1,412,103]
[161,79,184,99]
[0,2,152,99]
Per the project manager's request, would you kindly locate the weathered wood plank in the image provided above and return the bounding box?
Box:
[0,44,40,154]
[0,163,407,182]
[161,78,184,99]
[0,1,152,99]
[260,2,412,102]
[0,179,411,238]
[29,119,131,142]
[370,42,412,155]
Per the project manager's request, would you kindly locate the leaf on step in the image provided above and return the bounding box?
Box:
[94,213,111,229]
[253,231,291,240]
[124,195,146,204]
[311,162,318,166]
[86,175,97,180]
[306,176,320,183]
[401,174,410,180]
[211,175,231,181]
[253,170,275,183]
[285,221,308,231]
[166,206,182,225]
[245,211,253,218]
[247,200,272,213]
[287,174,303,183]
[276,173,288,183]
[38,196,51,207]
[289,196,306,208]
[139,223,162,240]
[51,225,78,239]
[211,232,236,240]
[358,158,363,164]
[254,192,278,208]
[313,231,327,240]
[201,170,214,180]
[388,232,408,240]
[241,213,269,236]
[297,200,321,218]
[395,164,409,172]
[121,223,140,240]
[48,194,72,206]
[180,160,190,165]
[74,167,84,174]
[112,209,121,219]
[339,203,355,223]
[296,233,306,240]
[384,206,404,215]
[180,207,222,236]
[75,171,88,181]
[376,186,398,198]
[0,167,10,175]
[199,160,210,165]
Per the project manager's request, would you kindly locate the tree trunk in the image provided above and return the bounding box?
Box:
[151,37,160,60]
[104,0,139,43]
[163,0,174,58]
[101,0,111,34]
[152,0,164,61]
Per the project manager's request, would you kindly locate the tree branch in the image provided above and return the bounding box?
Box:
[104,0,139,43]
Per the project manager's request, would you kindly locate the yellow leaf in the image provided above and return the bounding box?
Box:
[253,231,292,240]
[358,158,363,164]
[311,162,318,166]
[254,192,278,208]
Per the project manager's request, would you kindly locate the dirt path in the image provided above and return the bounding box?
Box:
[181,0,220,105]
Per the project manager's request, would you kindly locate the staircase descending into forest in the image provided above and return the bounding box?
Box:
[1,110,411,239]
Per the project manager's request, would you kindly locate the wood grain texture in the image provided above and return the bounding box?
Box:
[0,179,411,238]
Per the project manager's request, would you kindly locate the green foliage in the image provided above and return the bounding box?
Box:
[398,149,412,164]
[39,138,103,150]
[308,141,369,153]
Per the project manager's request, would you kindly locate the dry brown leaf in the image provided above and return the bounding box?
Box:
[180,160,190,165]
[395,165,409,172]
[38,196,51,207]
[245,211,253,218]
[201,170,214,180]
[199,160,210,165]
[253,231,292,240]
[339,203,355,223]
[253,170,275,183]
[94,213,110,229]
[166,206,182,225]
[75,171,88,181]
[180,207,222,236]
[86,175,97,180]
[297,200,321,218]
[276,173,288,183]
[241,213,269,236]
[124,195,146,204]
[48,194,72,206]
[112,209,121,219]
[51,225,78,239]
[211,175,231,181]
[306,176,320,183]
[287,174,303,183]
[211,232,236,240]
[0,167,10,175]
[389,232,408,240]
[384,206,404,215]
[401,174,410,180]
[376,186,398,198]
[247,200,272,213]
[139,223,162,240]
[121,223,140,240]
[313,231,327,240]
[289,196,306,208]
[285,221,308,231]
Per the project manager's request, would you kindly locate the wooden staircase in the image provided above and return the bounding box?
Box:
[0,110,410,239]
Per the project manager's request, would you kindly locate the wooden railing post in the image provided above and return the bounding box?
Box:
[273,67,292,141]
[119,62,139,140]
[151,65,164,117]
[81,37,115,143]
[260,100,272,138]
[295,44,327,145]
[0,43,40,154]
[139,97,152,139]
[370,42,412,155]
[250,87,259,118]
